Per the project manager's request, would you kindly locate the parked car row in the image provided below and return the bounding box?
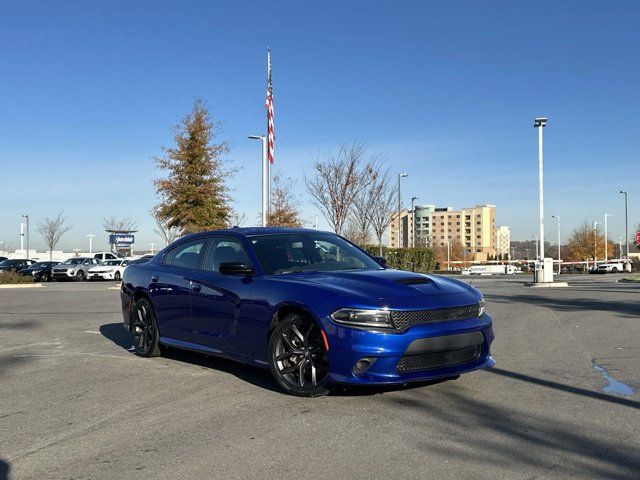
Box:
[0,253,156,282]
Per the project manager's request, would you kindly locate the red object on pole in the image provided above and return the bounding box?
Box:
[265,48,275,164]
[634,231,640,244]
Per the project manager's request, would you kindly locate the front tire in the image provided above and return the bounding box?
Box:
[131,298,161,357]
[76,270,86,281]
[268,313,330,397]
[114,271,121,281]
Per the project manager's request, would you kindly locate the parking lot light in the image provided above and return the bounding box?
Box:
[552,215,561,274]
[619,190,629,259]
[604,213,613,261]
[249,135,268,227]
[397,173,408,248]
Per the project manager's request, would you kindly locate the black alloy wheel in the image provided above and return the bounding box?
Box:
[131,298,161,357]
[268,313,330,397]
[41,271,49,282]
[114,271,121,281]
[76,270,86,281]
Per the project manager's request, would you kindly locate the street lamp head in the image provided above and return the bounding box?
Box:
[411,196,419,201]
[400,173,408,178]
[533,117,548,128]
[248,135,264,140]
[619,190,627,194]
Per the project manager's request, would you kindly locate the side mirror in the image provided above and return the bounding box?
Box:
[374,256,387,268]
[219,262,255,275]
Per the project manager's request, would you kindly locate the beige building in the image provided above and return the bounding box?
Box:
[495,225,511,259]
[389,204,497,261]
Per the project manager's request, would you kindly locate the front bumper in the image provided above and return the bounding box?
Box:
[324,314,494,385]
[88,271,115,280]
[52,270,75,280]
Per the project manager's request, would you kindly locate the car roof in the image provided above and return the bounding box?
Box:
[179,227,328,241]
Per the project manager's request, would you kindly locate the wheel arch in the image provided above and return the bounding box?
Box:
[268,303,323,342]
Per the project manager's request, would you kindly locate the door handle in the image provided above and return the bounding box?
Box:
[150,275,159,282]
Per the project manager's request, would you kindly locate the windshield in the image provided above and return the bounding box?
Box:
[62,258,84,265]
[100,260,121,266]
[249,232,381,275]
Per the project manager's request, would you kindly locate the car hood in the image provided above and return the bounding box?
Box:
[273,269,478,302]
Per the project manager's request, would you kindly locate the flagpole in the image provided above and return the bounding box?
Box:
[266,48,270,222]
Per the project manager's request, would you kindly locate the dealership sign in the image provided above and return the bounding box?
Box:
[109,234,135,246]
[635,231,640,244]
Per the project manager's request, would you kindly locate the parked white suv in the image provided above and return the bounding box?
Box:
[595,261,626,273]
[52,257,100,281]
[88,259,130,281]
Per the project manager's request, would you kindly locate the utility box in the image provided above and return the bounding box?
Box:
[534,258,555,283]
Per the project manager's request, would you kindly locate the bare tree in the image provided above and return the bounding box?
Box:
[342,218,368,246]
[305,142,376,235]
[349,159,385,246]
[367,170,398,255]
[268,172,303,227]
[37,212,72,261]
[228,210,248,228]
[152,210,181,246]
[102,216,138,232]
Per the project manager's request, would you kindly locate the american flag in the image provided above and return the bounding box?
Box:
[265,48,275,164]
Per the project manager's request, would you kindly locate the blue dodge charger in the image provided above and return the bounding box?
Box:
[121,227,495,396]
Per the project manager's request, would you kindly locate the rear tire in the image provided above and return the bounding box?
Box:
[131,298,162,357]
[268,313,330,397]
[41,272,49,282]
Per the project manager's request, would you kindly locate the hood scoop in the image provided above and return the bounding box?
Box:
[394,277,431,286]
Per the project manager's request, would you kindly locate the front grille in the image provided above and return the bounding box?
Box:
[397,345,481,373]
[391,304,480,330]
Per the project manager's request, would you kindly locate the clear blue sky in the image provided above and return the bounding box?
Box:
[1,0,638,252]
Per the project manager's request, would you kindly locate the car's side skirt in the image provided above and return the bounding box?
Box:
[158,336,269,369]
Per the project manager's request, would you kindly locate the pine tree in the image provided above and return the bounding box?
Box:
[155,99,232,234]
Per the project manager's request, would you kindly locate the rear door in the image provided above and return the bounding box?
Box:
[188,237,255,353]
[149,237,208,344]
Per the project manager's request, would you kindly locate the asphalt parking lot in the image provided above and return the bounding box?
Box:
[1,275,639,480]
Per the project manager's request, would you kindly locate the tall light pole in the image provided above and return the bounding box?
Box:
[397,173,408,248]
[22,214,29,259]
[534,117,547,262]
[248,135,268,227]
[593,221,600,262]
[552,215,561,274]
[532,235,539,260]
[604,213,613,261]
[410,196,419,248]
[86,234,95,254]
[20,222,25,252]
[619,190,629,259]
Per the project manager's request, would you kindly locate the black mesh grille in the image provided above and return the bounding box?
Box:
[391,304,480,330]
[397,345,481,373]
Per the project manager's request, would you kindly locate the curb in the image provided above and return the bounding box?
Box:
[524,282,569,288]
[0,283,43,289]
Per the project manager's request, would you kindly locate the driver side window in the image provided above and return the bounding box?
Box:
[202,238,251,273]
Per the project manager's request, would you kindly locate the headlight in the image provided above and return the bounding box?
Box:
[478,298,486,317]
[330,308,393,329]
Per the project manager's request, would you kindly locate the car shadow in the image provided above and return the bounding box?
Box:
[98,322,458,397]
[0,458,9,480]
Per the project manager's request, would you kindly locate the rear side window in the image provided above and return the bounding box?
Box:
[163,239,206,270]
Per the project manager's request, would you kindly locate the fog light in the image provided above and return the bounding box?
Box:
[353,357,376,374]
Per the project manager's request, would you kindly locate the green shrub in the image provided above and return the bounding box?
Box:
[363,245,436,273]
[0,272,35,284]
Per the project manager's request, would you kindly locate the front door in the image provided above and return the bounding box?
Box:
[149,238,207,344]
[188,237,254,353]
